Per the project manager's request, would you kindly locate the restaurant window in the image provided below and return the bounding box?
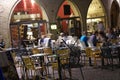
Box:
[57,0,82,38]
[87,0,106,35]
[10,0,48,48]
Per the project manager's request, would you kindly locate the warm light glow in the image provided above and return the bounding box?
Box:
[51,24,57,30]
[31,0,35,6]
[27,31,33,35]
[31,0,35,3]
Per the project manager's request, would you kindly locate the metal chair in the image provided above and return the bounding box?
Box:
[21,56,43,80]
[43,47,53,76]
[51,48,70,79]
[100,46,120,70]
[62,39,85,80]
[11,51,23,79]
[85,47,101,66]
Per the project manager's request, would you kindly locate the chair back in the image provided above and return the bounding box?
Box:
[57,49,70,64]
[100,47,112,58]
[11,51,22,65]
[11,51,17,63]
[22,56,35,69]
[85,47,92,57]
[43,47,53,55]
[96,42,102,48]
[110,39,118,44]
[31,48,40,54]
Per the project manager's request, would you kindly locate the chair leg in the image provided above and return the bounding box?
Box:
[68,67,72,79]
[111,58,114,70]
[53,68,55,79]
[94,58,97,66]
[79,66,85,80]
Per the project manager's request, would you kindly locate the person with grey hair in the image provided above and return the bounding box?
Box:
[97,21,105,32]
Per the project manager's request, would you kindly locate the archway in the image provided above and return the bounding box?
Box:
[57,0,82,38]
[87,0,106,35]
[110,0,119,28]
[10,0,48,48]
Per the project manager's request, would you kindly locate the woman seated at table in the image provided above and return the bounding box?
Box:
[88,31,98,46]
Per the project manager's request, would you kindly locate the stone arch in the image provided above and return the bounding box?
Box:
[9,0,49,48]
[10,0,48,23]
[87,0,106,34]
[56,0,82,38]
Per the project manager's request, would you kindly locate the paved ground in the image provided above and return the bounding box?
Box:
[46,65,120,80]
[14,57,120,80]
[47,58,120,80]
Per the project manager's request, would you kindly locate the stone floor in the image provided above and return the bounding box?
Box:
[15,59,120,80]
[2,54,119,80]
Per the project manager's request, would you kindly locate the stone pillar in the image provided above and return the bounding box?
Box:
[0,0,18,48]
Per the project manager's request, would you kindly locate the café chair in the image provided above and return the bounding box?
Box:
[11,51,23,78]
[31,48,41,66]
[31,48,40,54]
[43,47,53,75]
[85,47,101,66]
[101,46,120,70]
[11,51,22,67]
[96,42,103,48]
[110,39,118,44]
[21,56,44,80]
[51,48,70,79]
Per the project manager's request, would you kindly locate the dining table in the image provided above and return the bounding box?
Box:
[30,52,63,80]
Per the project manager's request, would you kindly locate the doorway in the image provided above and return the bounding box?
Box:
[110,0,119,28]
[57,0,81,38]
[87,0,106,34]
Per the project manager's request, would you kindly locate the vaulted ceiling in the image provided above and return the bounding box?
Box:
[87,0,105,18]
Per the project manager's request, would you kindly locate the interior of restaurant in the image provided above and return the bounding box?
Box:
[87,0,106,35]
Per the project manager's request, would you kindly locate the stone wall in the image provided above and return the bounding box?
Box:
[0,0,18,47]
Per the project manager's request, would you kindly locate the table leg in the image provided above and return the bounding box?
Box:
[89,57,92,66]
[57,55,62,80]
[101,57,105,68]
